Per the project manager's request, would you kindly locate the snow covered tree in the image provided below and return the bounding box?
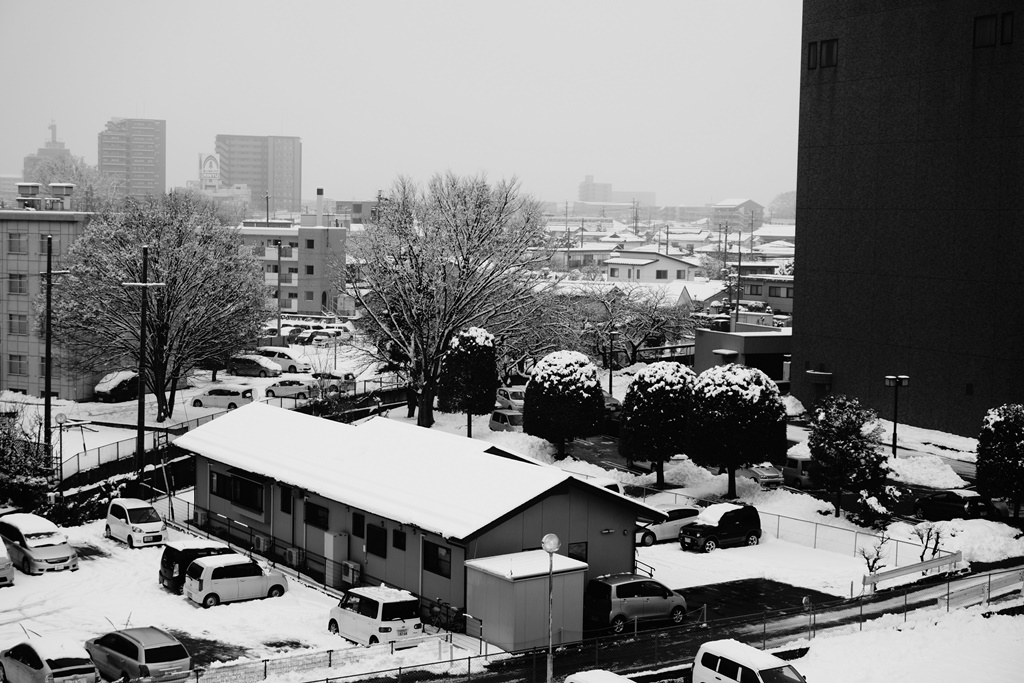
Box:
[977,403,1024,518]
[348,173,550,427]
[619,362,697,486]
[768,190,796,221]
[689,364,786,498]
[0,406,49,509]
[44,191,270,421]
[437,327,498,438]
[523,351,604,458]
[26,155,123,212]
[807,394,886,517]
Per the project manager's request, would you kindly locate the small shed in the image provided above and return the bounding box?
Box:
[465,549,588,652]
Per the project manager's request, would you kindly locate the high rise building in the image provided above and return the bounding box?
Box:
[22,122,72,181]
[97,118,166,200]
[791,2,1022,436]
[215,135,302,214]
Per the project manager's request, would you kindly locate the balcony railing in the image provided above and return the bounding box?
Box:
[255,246,296,260]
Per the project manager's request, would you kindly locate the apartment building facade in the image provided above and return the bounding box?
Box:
[97,118,167,200]
[215,135,302,214]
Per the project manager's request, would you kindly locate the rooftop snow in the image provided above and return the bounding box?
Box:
[465,548,589,580]
[694,502,741,526]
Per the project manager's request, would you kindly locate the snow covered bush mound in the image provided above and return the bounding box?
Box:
[531,350,600,393]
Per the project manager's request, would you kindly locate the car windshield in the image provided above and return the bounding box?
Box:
[507,413,524,426]
[128,507,162,524]
[760,665,806,683]
[46,656,94,672]
[145,644,190,663]
[24,531,64,548]
[509,391,525,400]
[380,599,419,621]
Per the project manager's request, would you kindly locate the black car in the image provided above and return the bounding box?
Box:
[158,538,234,593]
[678,503,761,553]
[914,490,1002,521]
[94,370,139,402]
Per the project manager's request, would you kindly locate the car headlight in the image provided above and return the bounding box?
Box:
[132,525,143,533]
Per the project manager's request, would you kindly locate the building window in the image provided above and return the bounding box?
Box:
[8,274,27,295]
[423,540,452,578]
[304,291,314,301]
[820,39,838,67]
[288,267,298,275]
[8,355,27,376]
[769,286,782,297]
[393,529,406,551]
[656,270,668,280]
[366,524,387,558]
[305,501,329,530]
[786,288,795,298]
[305,265,314,275]
[1002,12,1014,44]
[231,476,264,513]
[7,233,27,254]
[676,269,684,279]
[748,284,762,295]
[305,239,314,249]
[38,235,60,254]
[568,542,588,563]
[280,484,293,514]
[210,471,230,499]
[352,512,365,538]
[807,41,818,69]
[8,314,28,336]
[287,292,298,300]
[609,268,619,277]
[975,14,998,47]
[38,356,59,378]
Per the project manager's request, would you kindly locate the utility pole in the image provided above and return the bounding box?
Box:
[565,201,570,271]
[42,235,69,495]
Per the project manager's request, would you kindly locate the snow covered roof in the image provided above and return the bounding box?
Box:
[173,403,620,541]
[95,370,136,392]
[713,198,763,208]
[701,639,787,669]
[752,224,796,239]
[604,257,657,266]
[694,502,741,526]
[1,512,62,535]
[599,232,645,243]
[24,637,91,663]
[465,548,589,580]
[682,280,729,301]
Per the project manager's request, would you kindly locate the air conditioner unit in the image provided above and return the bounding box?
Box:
[45,492,58,505]
[285,547,304,566]
[252,534,271,553]
[193,509,208,527]
[341,560,361,585]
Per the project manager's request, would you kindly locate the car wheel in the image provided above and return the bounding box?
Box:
[127,536,135,549]
[288,365,297,373]
[296,393,306,400]
[328,619,339,635]
[368,636,379,645]
[227,403,238,410]
[745,533,759,547]
[265,390,276,398]
[610,615,628,634]
[104,525,112,539]
[641,532,655,547]
[702,538,718,553]
[268,585,284,598]
[328,386,339,394]
[22,558,32,574]
[192,399,203,407]
[259,370,267,378]
[119,672,131,683]
[203,593,220,608]
[670,606,686,624]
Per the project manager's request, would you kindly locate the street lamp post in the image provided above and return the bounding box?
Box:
[607,331,618,395]
[542,532,561,683]
[42,235,69,493]
[123,245,165,483]
[884,375,910,457]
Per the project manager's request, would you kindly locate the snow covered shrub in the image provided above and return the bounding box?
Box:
[807,394,885,517]
[523,351,603,458]
[437,327,497,437]
[846,484,908,530]
[977,403,1024,519]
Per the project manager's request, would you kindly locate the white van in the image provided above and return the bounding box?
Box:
[692,639,806,683]
[190,384,254,410]
[104,498,165,548]
[327,586,423,647]
[183,553,287,608]
[256,346,312,373]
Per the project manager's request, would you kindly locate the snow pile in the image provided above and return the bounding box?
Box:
[531,350,600,391]
[887,518,1024,563]
[449,327,493,348]
[782,393,805,417]
[886,454,968,489]
[693,363,778,403]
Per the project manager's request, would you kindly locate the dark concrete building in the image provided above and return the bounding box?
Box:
[215,135,302,214]
[791,2,1023,436]
[97,118,166,200]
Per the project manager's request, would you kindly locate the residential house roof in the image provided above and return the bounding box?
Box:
[752,224,796,239]
[603,257,657,266]
[713,198,764,208]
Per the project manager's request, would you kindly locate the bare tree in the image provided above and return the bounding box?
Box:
[27,155,123,212]
[859,532,890,574]
[348,173,552,427]
[911,522,944,563]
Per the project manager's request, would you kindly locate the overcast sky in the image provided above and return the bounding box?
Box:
[0,0,802,208]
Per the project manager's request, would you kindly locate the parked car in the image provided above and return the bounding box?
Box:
[190,385,254,410]
[183,553,287,607]
[158,538,233,594]
[635,504,701,546]
[312,370,356,394]
[693,639,806,683]
[914,489,1004,521]
[312,331,347,347]
[0,540,12,587]
[602,390,622,416]
[226,354,281,378]
[782,453,815,488]
[488,409,523,432]
[735,463,784,488]
[0,638,98,683]
[564,672,633,683]
[586,477,627,496]
[94,370,138,403]
[104,498,165,548]
[495,386,527,410]
[0,513,78,574]
[583,573,688,634]
[264,379,313,399]
[328,586,423,647]
[255,346,312,373]
[84,627,192,683]
[678,503,762,553]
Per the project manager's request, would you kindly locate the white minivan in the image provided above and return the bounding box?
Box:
[328,586,423,647]
[105,498,165,548]
[692,639,806,683]
[256,346,312,373]
[191,384,254,410]
[183,553,287,608]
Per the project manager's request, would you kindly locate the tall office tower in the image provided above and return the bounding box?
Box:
[215,135,302,214]
[791,3,1022,436]
[97,118,166,200]
[22,122,72,181]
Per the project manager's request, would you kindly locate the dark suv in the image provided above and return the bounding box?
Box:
[678,503,761,553]
[583,573,687,634]
[158,538,233,593]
